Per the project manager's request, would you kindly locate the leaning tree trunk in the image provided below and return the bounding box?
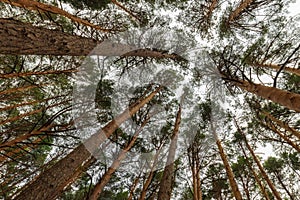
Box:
[139,146,163,200]
[0,18,184,58]
[240,133,282,200]
[261,110,300,140]
[252,62,300,77]
[0,0,112,32]
[210,123,243,200]
[157,103,182,200]
[228,0,254,21]
[234,79,300,112]
[88,118,149,200]
[13,86,162,200]
[238,141,271,200]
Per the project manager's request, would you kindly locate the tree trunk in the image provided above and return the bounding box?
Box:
[252,63,300,76]
[275,173,295,200]
[242,136,282,200]
[157,103,182,200]
[0,18,99,56]
[262,110,300,140]
[139,147,163,200]
[238,141,271,200]
[228,0,254,21]
[0,18,184,58]
[0,0,112,32]
[263,119,300,153]
[127,175,141,200]
[0,69,78,78]
[13,86,162,200]
[234,80,300,112]
[210,122,243,200]
[88,118,149,200]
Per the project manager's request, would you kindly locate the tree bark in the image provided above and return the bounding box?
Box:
[241,135,282,200]
[88,118,149,200]
[139,146,163,200]
[228,0,254,21]
[0,0,112,32]
[157,103,182,200]
[0,18,99,56]
[210,122,243,200]
[262,110,300,140]
[252,62,300,77]
[234,80,300,112]
[13,86,162,200]
[0,18,183,58]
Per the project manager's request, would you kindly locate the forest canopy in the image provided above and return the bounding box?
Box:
[0,0,299,199]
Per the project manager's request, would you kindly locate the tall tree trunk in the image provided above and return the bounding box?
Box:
[13,86,162,200]
[252,62,300,76]
[0,18,183,58]
[157,103,182,200]
[238,140,271,200]
[0,69,78,78]
[228,0,254,21]
[88,118,149,200]
[263,118,300,153]
[275,173,295,200]
[0,0,112,32]
[261,110,300,140]
[233,79,300,112]
[210,122,243,200]
[188,145,203,200]
[127,175,141,200]
[139,146,163,200]
[236,129,282,200]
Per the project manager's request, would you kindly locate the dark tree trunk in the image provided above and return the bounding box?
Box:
[0,18,99,56]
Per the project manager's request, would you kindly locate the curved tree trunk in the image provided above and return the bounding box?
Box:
[13,86,162,200]
[157,103,182,200]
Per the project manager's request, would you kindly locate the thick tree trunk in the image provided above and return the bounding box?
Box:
[235,80,300,112]
[0,0,112,32]
[88,119,149,200]
[13,86,162,200]
[210,123,243,200]
[157,103,182,200]
[0,18,98,56]
[0,18,183,58]
[216,140,243,200]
